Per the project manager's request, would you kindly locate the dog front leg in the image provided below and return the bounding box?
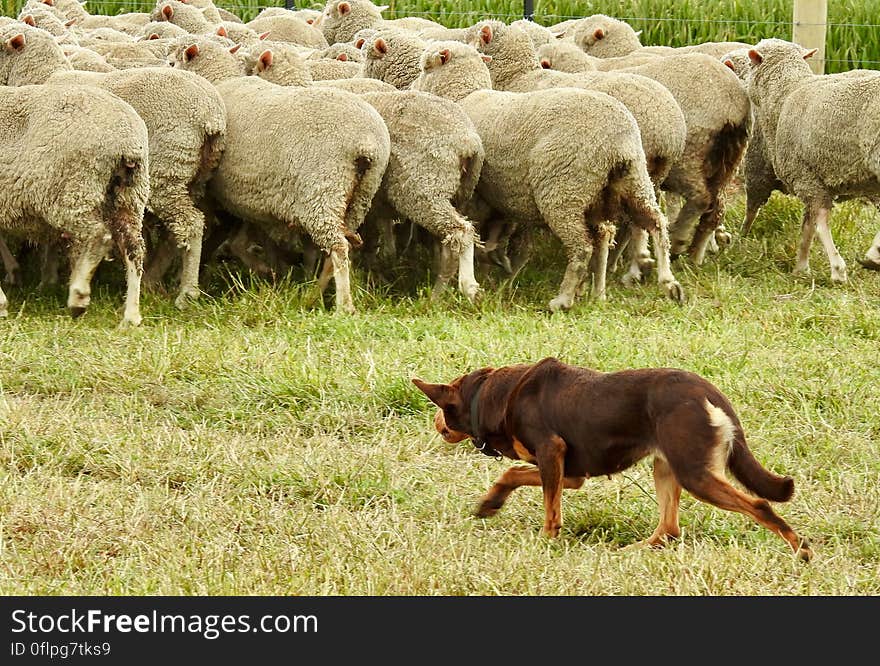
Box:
[536,435,567,537]
[475,467,584,520]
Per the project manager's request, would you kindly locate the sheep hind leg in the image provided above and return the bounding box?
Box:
[667,189,712,257]
[0,283,7,318]
[543,212,593,312]
[588,222,614,301]
[813,205,847,284]
[175,225,203,310]
[329,241,356,314]
[794,202,819,277]
[0,234,20,286]
[38,241,63,291]
[67,235,112,320]
[859,230,880,270]
[628,202,685,303]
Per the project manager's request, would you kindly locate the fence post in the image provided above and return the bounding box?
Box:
[524,0,534,21]
[792,0,827,74]
[285,0,295,9]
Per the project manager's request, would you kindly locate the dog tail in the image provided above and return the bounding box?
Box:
[727,431,795,503]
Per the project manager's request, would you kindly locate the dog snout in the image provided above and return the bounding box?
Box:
[433,409,468,443]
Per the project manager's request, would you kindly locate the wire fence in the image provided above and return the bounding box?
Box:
[3,0,880,71]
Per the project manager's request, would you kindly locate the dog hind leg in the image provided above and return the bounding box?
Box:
[642,455,682,547]
[677,472,812,562]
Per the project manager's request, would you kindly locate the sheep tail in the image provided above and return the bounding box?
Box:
[103,156,147,267]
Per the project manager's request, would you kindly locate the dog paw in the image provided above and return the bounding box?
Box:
[796,537,813,563]
[474,498,503,519]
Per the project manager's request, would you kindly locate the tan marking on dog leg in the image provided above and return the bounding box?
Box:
[512,439,536,464]
[683,473,812,561]
[537,435,566,537]
[475,466,584,519]
[644,455,682,547]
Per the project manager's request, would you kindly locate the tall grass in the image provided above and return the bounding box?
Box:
[4,0,880,71]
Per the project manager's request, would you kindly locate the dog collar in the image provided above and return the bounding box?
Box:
[469,382,502,459]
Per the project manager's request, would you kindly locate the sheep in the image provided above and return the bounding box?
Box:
[554,14,750,60]
[183,0,222,25]
[86,40,169,69]
[307,57,363,81]
[466,20,686,283]
[61,43,115,72]
[246,13,328,48]
[3,26,227,307]
[150,1,214,35]
[510,18,554,47]
[0,77,150,324]
[536,40,596,72]
[413,41,685,309]
[251,47,483,301]
[171,38,391,313]
[311,42,365,63]
[589,51,751,263]
[140,20,188,41]
[745,38,880,278]
[77,27,136,44]
[723,47,880,272]
[362,29,427,90]
[316,0,386,45]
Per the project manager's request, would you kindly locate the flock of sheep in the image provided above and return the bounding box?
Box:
[2,0,879,325]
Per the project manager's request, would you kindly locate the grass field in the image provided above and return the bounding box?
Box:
[1,191,878,595]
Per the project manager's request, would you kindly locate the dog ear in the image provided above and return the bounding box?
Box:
[412,379,457,407]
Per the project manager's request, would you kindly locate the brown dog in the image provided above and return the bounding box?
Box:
[413,357,812,561]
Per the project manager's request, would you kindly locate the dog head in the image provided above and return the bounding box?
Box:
[412,368,494,444]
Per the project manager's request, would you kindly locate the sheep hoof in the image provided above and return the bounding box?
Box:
[463,285,482,304]
[859,257,880,271]
[118,316,142,329]
[4,270,19,286]
[174,289,200,310]
[792,263,811,277]
[69,306,87,319]
[0,309,7,319]
[714,229,732,249]
[620,272,642,287]
[488,249,513,275]
[549,295,573,312]
[831,271,848,284]
[663,281,685,304]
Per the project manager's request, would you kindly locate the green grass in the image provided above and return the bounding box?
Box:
[4,0,880,71]
[1,190,879,594]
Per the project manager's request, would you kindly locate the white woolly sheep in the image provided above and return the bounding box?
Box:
[413,41,685,309]
[595,51,751,263]
[467,20,687,283]
[746,38,880,277]
[0,77,150,324]
[251,47,483,300]
[362,29,426,90]
[554,14,750,60]
[3,26,227,307]
[246,13,328,48]
[316,0,386,45]
[151,1,214,35]
[172,38,391,313]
